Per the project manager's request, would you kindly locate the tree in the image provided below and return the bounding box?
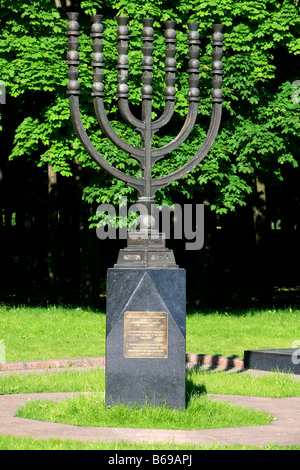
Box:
[0,0,299,304]
[2,0,298,209]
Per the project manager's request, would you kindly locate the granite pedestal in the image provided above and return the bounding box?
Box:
[105,268,186,409]
[244,348,300,374]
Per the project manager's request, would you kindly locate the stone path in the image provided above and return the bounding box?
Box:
[0,392,300,446]
[0,357,300,447]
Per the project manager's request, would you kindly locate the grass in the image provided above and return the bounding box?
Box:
[187,308,300,358]
[0,305,299,361]
[0,368,106,395]
[186,368,300,398]
[0,305,300,450]
[3,367,300,440]
[5,367,296,444]
[1,368,300,398]
[1,435,299,450]
[0,305,106,362]
[16,391,271,430]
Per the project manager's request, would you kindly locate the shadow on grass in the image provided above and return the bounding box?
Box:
[186,377,206,406]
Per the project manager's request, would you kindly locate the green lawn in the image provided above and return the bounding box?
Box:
[16,391,271,430]
[186,308,300,358]
[6,366,300,437]
[0,305,106,362]
[2,366,300,435]
[0,304,300,450]
[0,435,299,450]
[1,368,300,398]
[0,305,299,362]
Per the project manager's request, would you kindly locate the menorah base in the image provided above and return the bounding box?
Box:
[114,231,178,269]
[105,267,186,408]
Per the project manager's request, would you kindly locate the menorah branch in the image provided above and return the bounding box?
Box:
[66,13,224,201]
[115,17,146,131]
[150,102,222,193]
[211,24,224,103]
[66,12,80,96]
[69,95,144,195]
[94,97,145,167]
[90,14,105,98]
[150,101,199,163]
[66,12,143,188]
[151,101,175,130]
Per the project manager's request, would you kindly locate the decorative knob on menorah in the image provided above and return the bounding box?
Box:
[66,13,224,269]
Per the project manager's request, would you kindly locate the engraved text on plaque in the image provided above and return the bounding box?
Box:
[124,311,168,358]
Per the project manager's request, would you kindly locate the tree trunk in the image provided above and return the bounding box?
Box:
[192,199,217,308]
[73,159,100,307]
[253,177,272,303]
[47,163,58,302]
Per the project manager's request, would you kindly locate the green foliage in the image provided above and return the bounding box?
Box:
[16,390,271,429]
[0,0,299,222]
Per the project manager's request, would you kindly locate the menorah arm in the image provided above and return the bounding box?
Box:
[150,21,202,161]
[150,102,222,195]
[151,20,178,132]
[151,101,199,161]
[118,98,145,130]
[117,19,176,134]
[152,101,175,131]
[151,24,224,194]
[94,97,145,167]
[69,95,144,195]
[115,18,145,132]
[118,99,175,133]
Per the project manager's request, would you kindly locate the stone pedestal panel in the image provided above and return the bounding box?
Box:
[105,268,186,408]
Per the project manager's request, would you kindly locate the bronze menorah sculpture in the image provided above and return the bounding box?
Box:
[66,13,224,269]
[66,12,224,408]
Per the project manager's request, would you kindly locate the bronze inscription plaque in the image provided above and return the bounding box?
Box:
[124,311,168,359]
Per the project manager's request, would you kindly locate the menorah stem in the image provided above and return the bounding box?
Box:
[141,99,153,199]
[140,18,155,199]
